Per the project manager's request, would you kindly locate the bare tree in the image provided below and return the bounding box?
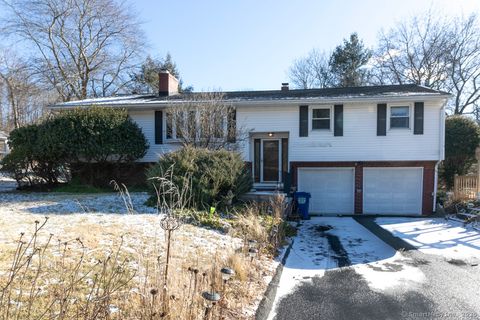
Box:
[445,14,480,115]
[166,92,243,150]
[373,12,450,89]
[288,49,334,89]
[0,50,53,131]
[373,11,480,116]
[0,0,145,101]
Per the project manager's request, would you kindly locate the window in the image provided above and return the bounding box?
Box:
[175,111,185,139]
[165,110,227,141]
[213,116,224,138]
[312,108,330,130]
[166,112,173,139]
[390,106,410,128]
[188,111,196,139]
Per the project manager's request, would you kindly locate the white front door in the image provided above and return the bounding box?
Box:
[297,167,355,214]
[363,168,423,215]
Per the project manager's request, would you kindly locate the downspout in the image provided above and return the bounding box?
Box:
[433,100,447,212]
[433,161,440,213]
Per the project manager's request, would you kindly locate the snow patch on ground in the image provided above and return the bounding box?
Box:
[353,252,426,292]
[376,218,480,263]
[326,218,426,292]
[0,192,157,214]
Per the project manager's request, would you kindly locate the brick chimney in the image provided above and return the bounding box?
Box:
[159,70,179,96]
[281,82,289,91]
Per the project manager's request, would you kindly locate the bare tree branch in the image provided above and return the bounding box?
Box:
[0,0,145,101]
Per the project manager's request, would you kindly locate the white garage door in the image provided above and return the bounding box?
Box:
[363,168,423,215]
[297,168,354,214]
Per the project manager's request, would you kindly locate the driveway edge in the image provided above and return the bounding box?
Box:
[353,216,417,251]
[255,235,296,320]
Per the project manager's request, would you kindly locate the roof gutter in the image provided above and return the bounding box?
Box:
[49,94,452,110]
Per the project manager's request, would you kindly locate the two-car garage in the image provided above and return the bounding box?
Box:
[297,166,424,215]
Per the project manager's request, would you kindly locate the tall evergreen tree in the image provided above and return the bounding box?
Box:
[131,53,192,93]
[329,33,372,87]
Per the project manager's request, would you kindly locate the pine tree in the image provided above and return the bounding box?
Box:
[329,33,372,87]
[131,53,192,93]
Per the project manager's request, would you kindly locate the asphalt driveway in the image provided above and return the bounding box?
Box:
[267,217,480,320]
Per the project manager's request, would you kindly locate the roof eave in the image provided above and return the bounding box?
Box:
[48,93,451,110]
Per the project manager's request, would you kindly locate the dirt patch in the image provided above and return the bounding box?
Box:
[314,225,333,233]
[447,259,468,266]
[368,262,404,272]
[325,233,351,267]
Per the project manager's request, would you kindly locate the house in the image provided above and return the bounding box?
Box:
[51,71,450,216]
[0,131,8,160]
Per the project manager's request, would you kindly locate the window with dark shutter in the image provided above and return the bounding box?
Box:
[334,104,343,136]
[154,111,163,144]
[377,104,387,136]
[414,102,424,135]
[299,105,308,137]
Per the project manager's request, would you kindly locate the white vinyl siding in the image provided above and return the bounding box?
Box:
[129,110,180,162]
[126,99,443,163]
[237,100,443,162]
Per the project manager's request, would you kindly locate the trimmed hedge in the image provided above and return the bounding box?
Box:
[147,147,252,210]
[1,107,148,187]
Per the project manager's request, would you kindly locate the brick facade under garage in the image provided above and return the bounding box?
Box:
[291,161,437,215]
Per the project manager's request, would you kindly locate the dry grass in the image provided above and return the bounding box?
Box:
[0,192,282,319]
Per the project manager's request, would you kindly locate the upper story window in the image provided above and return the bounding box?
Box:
[390,106,410,128]
[312,108,331,130]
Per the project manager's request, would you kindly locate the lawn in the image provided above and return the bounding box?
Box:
[0,192,280,319]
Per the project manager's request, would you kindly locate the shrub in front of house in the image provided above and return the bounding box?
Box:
[1,107,148,187]
[146,146,252,210]
[440,115,480,189]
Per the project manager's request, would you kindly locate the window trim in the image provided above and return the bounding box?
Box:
[310,106,332,131]
[388,104,412,130]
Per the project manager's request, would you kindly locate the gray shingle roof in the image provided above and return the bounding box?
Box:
[51,84,450,108]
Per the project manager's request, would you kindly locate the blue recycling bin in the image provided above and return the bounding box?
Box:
[295,192,311,220]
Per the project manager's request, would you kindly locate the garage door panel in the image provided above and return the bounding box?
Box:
[298,168,354,214]
[363,168,422,215]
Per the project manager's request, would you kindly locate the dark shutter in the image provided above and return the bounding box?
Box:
[254,139,261,183]
[281,138,288,182]
[227,108,236,143]
[377,104,387,136]
[414,102,424,135]
[334,104,343,136]
[154,110,163,144]
[299,105,308,137]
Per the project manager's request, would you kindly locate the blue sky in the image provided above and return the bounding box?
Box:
[132,1,477,91]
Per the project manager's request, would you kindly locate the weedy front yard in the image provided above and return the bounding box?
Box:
[0,192,286,319]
